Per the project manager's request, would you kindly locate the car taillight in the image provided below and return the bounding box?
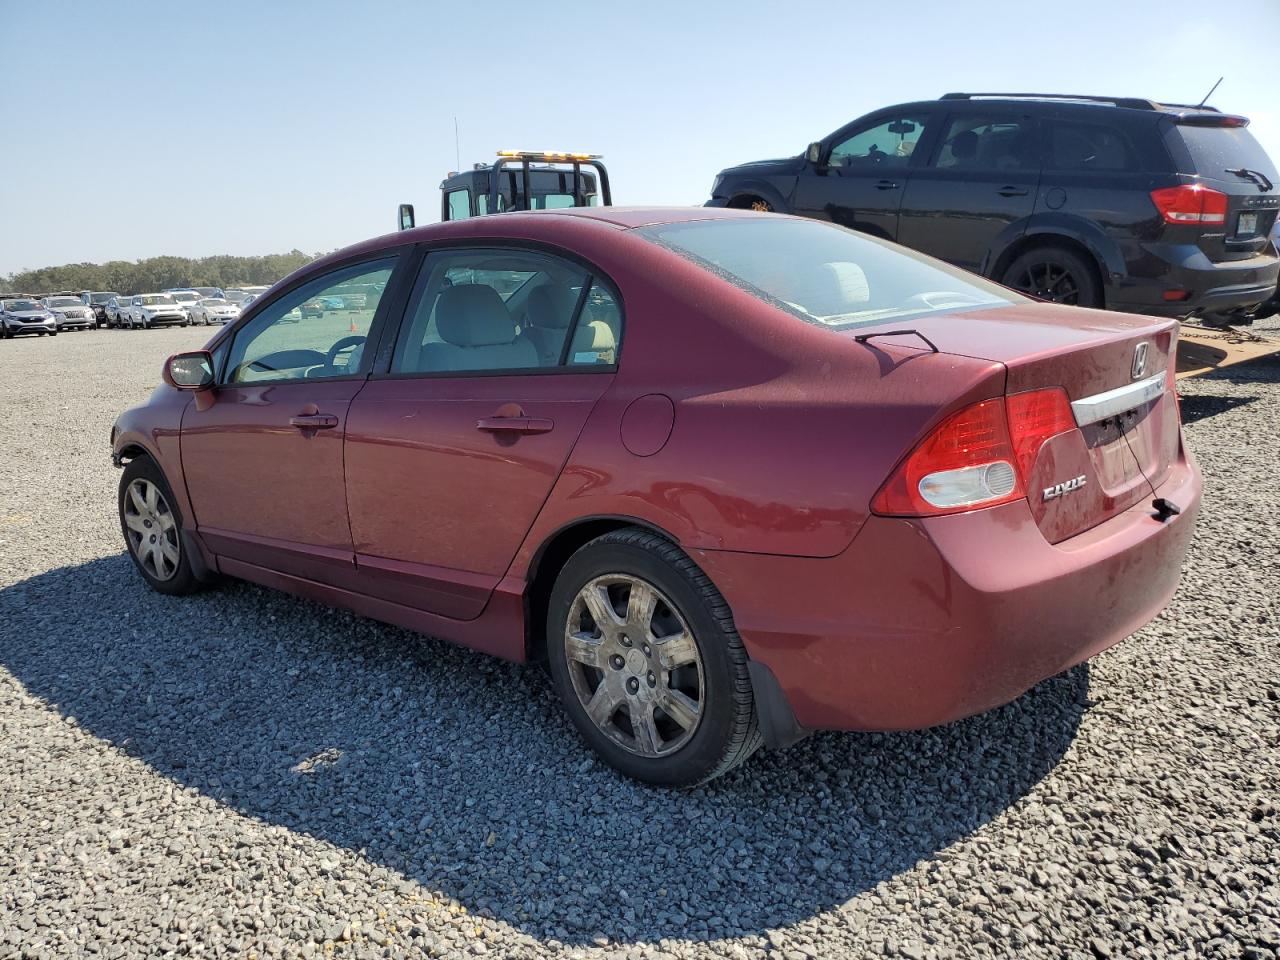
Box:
[1150,184,1228,226]
[872,388,1076,518]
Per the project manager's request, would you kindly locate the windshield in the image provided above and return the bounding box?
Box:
[1173,123,1279,181]
[639,218,1022,329]
[90,292,119,303]
[171,292,199,302]
[47,297,80,307]
[141,295,174,306]
[200,298,228,306]
[3,299,40,311]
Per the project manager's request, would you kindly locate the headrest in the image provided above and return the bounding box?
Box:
[436,284,516,347]
[951,130,979,160]
[571,319,617,363]
[526,285,579,329]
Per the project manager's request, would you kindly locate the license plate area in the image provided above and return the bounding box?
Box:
[1236,211,1258,237]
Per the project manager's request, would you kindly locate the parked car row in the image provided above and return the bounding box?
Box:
[0,286,283,339]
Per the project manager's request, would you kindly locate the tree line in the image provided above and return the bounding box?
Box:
[2,251,323,295]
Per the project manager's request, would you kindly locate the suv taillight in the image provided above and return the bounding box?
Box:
[1150,184,1228,226]
[872,389,1076,517]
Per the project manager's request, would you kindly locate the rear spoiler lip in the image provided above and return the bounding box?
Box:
[1171,113,1249,127]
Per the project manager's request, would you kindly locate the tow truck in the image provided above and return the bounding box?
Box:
[397,150,611,230]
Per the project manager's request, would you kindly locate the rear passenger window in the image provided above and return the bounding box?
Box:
[934,116,1035,171]
[1048,122,1137,171]
[390,249,620,375]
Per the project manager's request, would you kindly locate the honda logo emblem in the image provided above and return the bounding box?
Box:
[1131,342,1149,380]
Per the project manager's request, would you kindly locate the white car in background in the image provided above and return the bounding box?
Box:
[165,290,203,320]
[42,295,96,331]
[187,297,241,325]
[124,294,189,329]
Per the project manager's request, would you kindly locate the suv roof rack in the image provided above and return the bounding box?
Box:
[940,92,1221,112]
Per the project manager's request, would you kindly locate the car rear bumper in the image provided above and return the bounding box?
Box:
[691,448,1201,733]
[1111,247,1279,317]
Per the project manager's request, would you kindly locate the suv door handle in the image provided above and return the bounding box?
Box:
[476,416,554,435]
[874,179,899,191]
[289,413,339,430]
[997,185,1029,197]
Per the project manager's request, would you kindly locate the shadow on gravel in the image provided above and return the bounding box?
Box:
[1178,393,1258,425]
[1,557,1088,945]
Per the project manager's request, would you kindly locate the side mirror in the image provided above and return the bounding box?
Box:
[163,350,214,391]
[398,203,416,231]
[806,142,823,165]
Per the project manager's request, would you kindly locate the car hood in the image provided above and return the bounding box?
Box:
[141,303,182,311]
[717,156,805,178]
[6,310,53,319]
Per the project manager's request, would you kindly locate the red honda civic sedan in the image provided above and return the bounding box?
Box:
[112,208,1201,785]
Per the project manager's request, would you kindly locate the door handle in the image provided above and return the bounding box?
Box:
[289,413,339,430]
[476,416,554,435]
[874,179,899,191]
[997,186,1029,197]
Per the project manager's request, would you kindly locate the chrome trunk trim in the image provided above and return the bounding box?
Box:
[1070,373,1167,426]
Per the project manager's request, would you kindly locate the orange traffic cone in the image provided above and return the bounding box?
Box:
[349,319,358,333]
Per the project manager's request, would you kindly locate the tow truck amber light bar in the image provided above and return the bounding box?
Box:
[497,150,603,162]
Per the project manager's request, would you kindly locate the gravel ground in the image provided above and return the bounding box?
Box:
[0,321,1277,960]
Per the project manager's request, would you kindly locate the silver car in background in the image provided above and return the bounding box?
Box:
[1,298,58,338]
[42,296,95,331]
[187,297,241,325]
[105,296,133,328]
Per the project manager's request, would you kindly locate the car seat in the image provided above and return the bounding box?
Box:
[420,284,538,372]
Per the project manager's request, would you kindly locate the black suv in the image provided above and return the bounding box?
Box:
[707,93,1279,321]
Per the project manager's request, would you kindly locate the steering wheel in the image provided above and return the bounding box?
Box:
[325,334,366,372]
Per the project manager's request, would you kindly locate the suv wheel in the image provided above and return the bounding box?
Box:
[546,529,762,786]
[1002,245,1102,308]
[118,457,203,595]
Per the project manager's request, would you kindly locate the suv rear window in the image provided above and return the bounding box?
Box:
[640,218,1021,330]
[1171,123,1278,180]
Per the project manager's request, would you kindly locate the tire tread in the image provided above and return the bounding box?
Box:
[569,528,763,785]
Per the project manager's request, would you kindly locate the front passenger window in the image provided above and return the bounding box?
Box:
[224,259,395,384]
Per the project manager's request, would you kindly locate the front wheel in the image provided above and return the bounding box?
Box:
[118,457,203,595]
[546,529,762,786]
[1001,245,1102,308]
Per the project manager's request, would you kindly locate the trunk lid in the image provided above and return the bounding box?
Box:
[869,303,1181,543]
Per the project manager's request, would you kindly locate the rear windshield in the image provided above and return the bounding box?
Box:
[639,218,1022,329]
[1172,123,1278,181]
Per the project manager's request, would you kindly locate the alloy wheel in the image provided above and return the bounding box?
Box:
[122,478,180,580]
[1013,261,1080,304]
[749,199,773,212]
[564,574,705,757]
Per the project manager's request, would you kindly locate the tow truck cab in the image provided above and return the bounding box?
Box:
[397,151,611,230]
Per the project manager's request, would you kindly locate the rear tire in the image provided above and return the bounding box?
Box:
[545,528,762,786]
[1001,244,1102,308]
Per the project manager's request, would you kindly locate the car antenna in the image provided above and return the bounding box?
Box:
[853,329,940,353]
[1197,76,1223,108]
[454,116,461,172]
